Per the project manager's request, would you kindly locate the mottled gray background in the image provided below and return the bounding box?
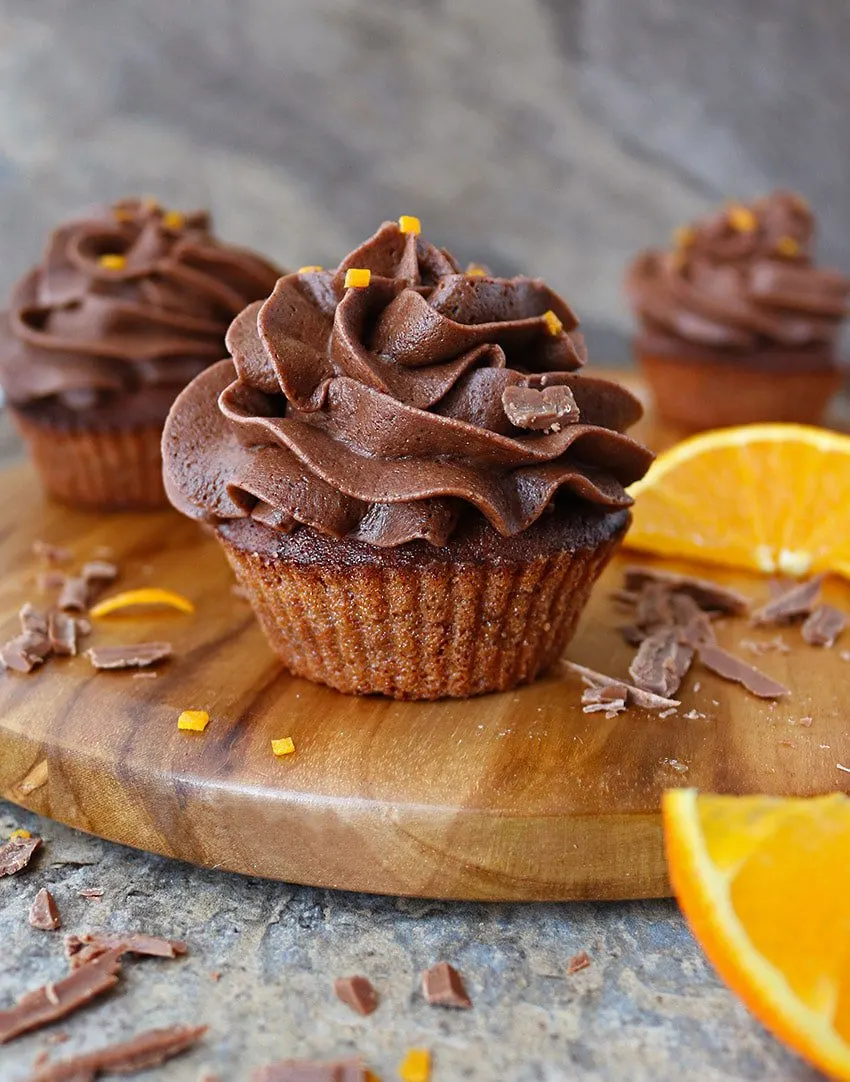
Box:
[1,4,847,1078]
[1,0,848,367]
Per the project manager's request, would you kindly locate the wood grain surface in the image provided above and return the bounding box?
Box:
[1,405,849,901]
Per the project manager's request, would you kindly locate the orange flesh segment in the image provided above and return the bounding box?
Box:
[90,588,195,617]
[664,789,850,1079]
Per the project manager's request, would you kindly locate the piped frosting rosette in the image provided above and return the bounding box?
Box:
[164,219,652,548]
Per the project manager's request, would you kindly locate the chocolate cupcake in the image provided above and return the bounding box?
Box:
[164,218,653,699]
[0,198,282,509]
[626,191,850,431]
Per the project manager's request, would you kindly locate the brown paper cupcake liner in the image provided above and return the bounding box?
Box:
[638,351,842,432]
[12,410,167,510]
[218,529,623,700]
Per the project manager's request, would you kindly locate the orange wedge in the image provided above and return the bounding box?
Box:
[626,424,850,577]
[663,789,850,1080]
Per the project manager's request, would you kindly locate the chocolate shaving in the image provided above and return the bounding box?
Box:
[27,1023,206,1081]
[85,643,172,670]
[252,1059,368,1082]
[617,624,645,647]
[65,932,187,969]
[502,383,579,431]
[751,575,823,626]
[567,951,591,975]
[422,962,472,1009]
[29,889,61,931]
[48,612,78,657]
[697,644,790,699]
[634,582,674,630]
[77,889,104,900]
[802,604,847,647]
[1,604,55,673]
[58,578,90,614]
[0,949,122,1044]
[0,835,41,877]
[81,561,118,586]
[623,566,750,615]
[629,627,694,698]
[33,542,72,566]
[334,975,378,1016]
[564,661,681,711]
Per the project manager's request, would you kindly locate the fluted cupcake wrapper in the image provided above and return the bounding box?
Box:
[218,527,624,700]
[13,409,167,510]
[638,351,842,432]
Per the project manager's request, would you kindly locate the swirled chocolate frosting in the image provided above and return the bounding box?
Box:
[627,190,850,355]
[0,198,282,423]
[164,221,652,548]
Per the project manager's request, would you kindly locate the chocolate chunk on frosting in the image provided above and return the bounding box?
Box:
[164,220,652,548]
[626,190,850,354]
[0,198,281,416]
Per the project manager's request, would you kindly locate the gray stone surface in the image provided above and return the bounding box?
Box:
[0,802,821,1082]
[581,0,850,271]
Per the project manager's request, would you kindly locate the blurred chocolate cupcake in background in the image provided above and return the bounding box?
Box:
[0,198,282,509]
[626,191,850,432]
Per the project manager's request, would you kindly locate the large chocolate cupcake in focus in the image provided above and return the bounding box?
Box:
[164,218,653,699]
[0,198,282,509]
[626,191,850,431]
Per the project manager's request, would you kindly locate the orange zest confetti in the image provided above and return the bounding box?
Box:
[398,215,421,236]
[9,829,31,840]
[399,1049,431,1082]
[297,265,323,273]
[465,263,488,277]
[161,210,184,230]
[178,710,210,733]
[727,204,757,232]
[98,254,126,271]
[776,235,800,257]
[89,588,195,618]
[271,737,295,757]
[344,268,371,289]
[673,225,695,248]
[542,309,563,337]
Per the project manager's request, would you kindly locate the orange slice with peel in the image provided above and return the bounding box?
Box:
[626,424,850,578]
[663,788,850,1080]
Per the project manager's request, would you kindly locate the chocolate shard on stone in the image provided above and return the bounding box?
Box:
[751,575,823,626]
[801,604,847,647]
[697,644,790,699]
[333,974,378,1016]
[28,1023,207,1081]
[623,566,750,615]
[501,383,579,431]
[85,643,172,670]
[0,949,122,1044]
[29,889,61,931]
[64,932,187,970]
[629,627,694,698]
[252,1058,369,1082]
[422,961,472,1009]
[0,835,42,877]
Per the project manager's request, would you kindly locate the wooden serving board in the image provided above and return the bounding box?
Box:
[2,398,850,901]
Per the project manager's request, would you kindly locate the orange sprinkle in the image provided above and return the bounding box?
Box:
[161,210,184,230]
[344,268,371,289]
[297,265,323,274]
[112,207,134,223]
[9,829,31,840]
[727,204,757,232]
[271,737,295,757]
[673,225,695,248]
[98,254,126,271]
[775,235,800,257]
[90,588,195,617]
[466,264,488,277]
[542,309,563,337]
[399,1049,431,1082]
[178,710,210,733]
[398,215,421,236]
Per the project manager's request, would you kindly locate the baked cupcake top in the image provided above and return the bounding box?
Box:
[626,191,850,356]
[0,198,282,421]
[164,218,652,548]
